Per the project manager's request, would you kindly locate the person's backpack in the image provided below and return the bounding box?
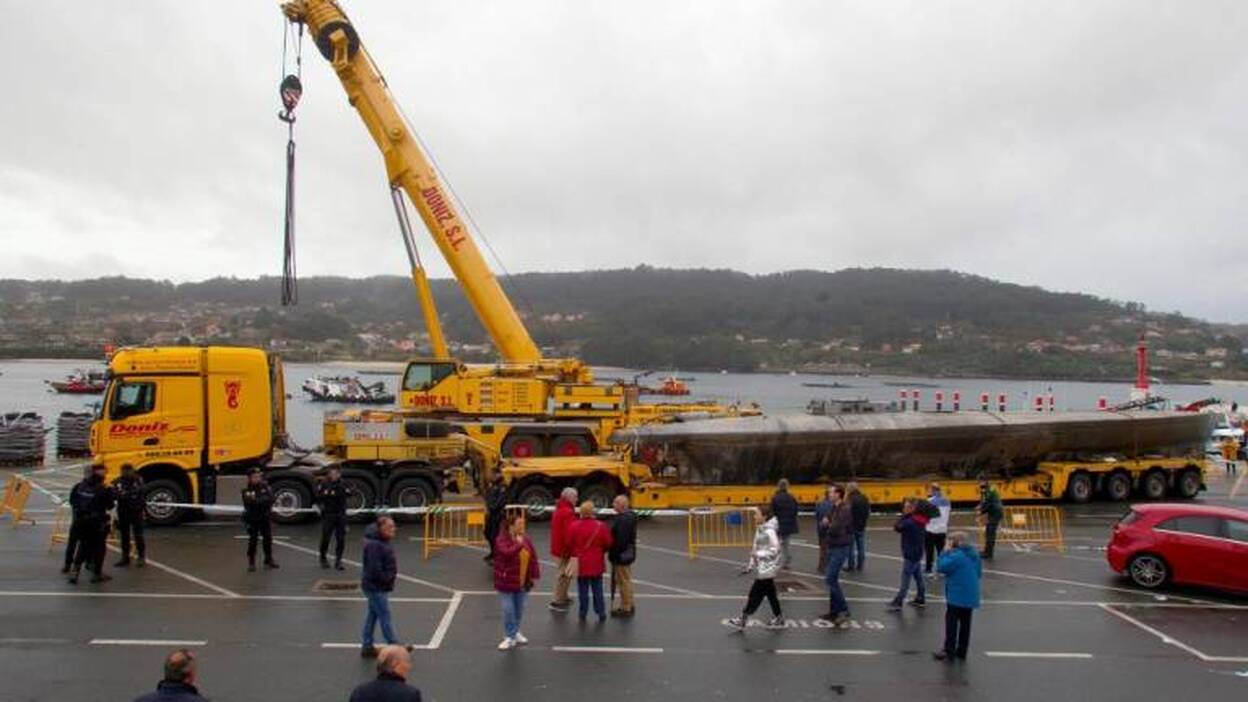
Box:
[916,498,941,519]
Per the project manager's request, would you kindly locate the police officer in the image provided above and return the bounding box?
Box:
[62,465,92,574]
[113,464,147,568]
[482,472,508,563]
[316,466,354,570]
[68,464,116,584]
[242,468,279,572]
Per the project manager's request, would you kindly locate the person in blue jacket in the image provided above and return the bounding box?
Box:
[887,497,926,611]
[934,531,982,661]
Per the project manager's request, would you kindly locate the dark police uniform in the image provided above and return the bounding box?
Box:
[113,473,147,565]
[316,476,354,568]
[242,477,278,569]
[69,474,115,581]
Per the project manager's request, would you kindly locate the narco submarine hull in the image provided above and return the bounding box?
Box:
[610,410,1214,484]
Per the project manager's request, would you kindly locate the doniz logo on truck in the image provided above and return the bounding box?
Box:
[406,393,455,408]
[224,380,242,409]
[110,422,197,436]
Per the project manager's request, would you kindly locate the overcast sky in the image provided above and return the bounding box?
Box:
[2,1,1246,322]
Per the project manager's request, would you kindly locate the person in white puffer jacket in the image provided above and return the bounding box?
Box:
[727,505,785,630]
[925,483,952,576]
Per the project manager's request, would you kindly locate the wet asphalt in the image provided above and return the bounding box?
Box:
[1,464,1245,702]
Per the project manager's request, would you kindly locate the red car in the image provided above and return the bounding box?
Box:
[1107,503,1248,594]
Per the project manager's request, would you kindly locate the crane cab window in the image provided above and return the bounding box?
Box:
[403,362,456,392]
[109,382,156,420]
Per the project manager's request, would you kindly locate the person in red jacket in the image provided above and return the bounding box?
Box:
[493,512,540,650]
[568,501,613,622]
[548,487,578,611]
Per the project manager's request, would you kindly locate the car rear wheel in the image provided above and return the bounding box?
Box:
[1127,553,1169,589]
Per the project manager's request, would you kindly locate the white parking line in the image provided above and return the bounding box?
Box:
[271,539,457,595]
[775,649,879,656]
[551,646,664,654]
[985,651,1093,659]
[1099,603,1248,663]
[90,639,207,647]
[424,591,462,650]
[103,544,241,598]
[637,543,898,594]
[0,590,450,603]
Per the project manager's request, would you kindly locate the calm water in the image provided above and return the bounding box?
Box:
[2,359,1242,450]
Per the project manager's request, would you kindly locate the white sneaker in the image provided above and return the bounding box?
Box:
[514,632,529,645]
[497,637,516,650]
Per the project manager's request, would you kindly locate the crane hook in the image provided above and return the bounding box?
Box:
[278,74,303,124]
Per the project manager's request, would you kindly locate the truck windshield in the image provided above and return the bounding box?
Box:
[403,362,455,392]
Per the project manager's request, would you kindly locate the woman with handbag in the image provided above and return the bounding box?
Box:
[567,501,614,622]
[494,512,540,650]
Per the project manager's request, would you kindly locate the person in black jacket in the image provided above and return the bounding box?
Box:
[113,464,146,568]
[361,516,409,657]
[887,497,927,611]
[609,494,638,618]
[132,649,208,702]
[482,472,508,563]
[69,464,116,584]
[769,479,799,570]
[348,645,422,702]
[316,466,354,570]
[242,469,279,572]
[846,482,871,572]
[62,465,92,574]
[820,484,853,627]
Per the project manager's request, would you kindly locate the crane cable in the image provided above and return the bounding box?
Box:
[278,20,305,306]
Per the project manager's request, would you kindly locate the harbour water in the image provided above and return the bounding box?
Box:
[1,358,1241,450]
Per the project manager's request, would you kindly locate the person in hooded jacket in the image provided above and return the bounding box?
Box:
[69,464,115,584]
[494,512,540,650]
[887,497,926,611]
[568,501,613,622]
[727,504,785,630]
[482,472,509,562]
[548,486,578,611]
[608,494,638,617]
[113,464,146,568]
[934,531,982,661]
[769,479,799,570]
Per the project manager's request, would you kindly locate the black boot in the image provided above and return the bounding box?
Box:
[320,558,330,569]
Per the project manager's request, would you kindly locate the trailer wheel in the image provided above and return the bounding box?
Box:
[1104,472,1132,502]
[1065,472,1093,503]
[1141,470,1168,500]
[515,482,556,521]
[143,479,187,526]
[576,479,618,511]
[502,434,543,458]
[343,476,377,521]
[270,479,314,525]
[1174,469,1202,499]
[387,478,437,521]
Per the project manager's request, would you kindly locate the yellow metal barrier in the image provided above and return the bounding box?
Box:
[687,506,758,558]
[0,476,36,526]
[48,504,69,551]
[423,505,487,559]
[982,505,1064,552]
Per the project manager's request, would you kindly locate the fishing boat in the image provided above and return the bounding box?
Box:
[45,369,107,395]
[301,375,394,404]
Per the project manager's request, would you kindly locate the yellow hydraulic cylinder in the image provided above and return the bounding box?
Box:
[411,265,450,360]
[284,0,542,364]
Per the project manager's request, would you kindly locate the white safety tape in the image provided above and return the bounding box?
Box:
[143,502,753,519]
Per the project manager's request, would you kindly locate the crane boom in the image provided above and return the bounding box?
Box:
[283,0,541,364]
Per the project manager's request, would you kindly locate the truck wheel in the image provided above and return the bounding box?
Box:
[1065,472,1093,503]
[143,479,187,526]
[270,480,313,525]
[551,435,592,457]
[343,477,377,521]
[577,480,618,511]
[1174,469,1202,499]
[388,478,436,522]
[502,434,543,458]
[1104,472,1131,502]
[515,483,555,521]
[1141,470,1168,500]
[1127,553,1169,589]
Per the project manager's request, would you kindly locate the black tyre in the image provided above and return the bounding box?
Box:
[577,480,618,511]
[551,435,592,457]
[1065,472,1093,503]
[1174,469,1202,499]
[515,482,556,521]
[143,479,187,526]
[342,476,377,521]
[387,477,437,522]
[270,479,314,525]
[1127,553,1169,589]
[1104,472,1132,502]
[1140,470,1167,500]
[502,434,543,458]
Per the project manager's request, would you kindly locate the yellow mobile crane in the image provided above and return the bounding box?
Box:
[283,0,753,475]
